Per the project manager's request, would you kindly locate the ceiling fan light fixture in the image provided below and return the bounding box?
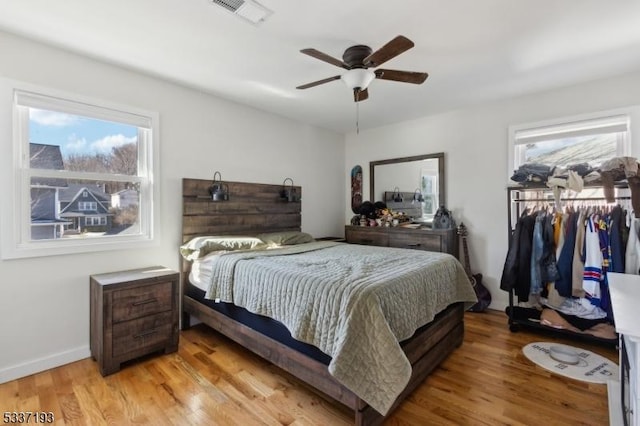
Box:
[341,69,375,90]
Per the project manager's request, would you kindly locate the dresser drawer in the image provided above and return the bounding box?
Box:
[388,233,442,252]
[112,281,173,323]
[345,228,389,246]
[112,311,174,357]
[344,225,458,256]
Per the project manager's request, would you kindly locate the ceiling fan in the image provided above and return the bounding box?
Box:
[296,35,428,102]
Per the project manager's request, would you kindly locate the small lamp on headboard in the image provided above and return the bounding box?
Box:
[412,188,424,203]
[280,177,300,202]
[208,171,229,201]
[392,187,403,203]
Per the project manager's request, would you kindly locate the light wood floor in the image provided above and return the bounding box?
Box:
[0,309,618,425]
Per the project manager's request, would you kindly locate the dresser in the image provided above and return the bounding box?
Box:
[344,225,458,257]
[90,266,180,376]
[607,272,640,426]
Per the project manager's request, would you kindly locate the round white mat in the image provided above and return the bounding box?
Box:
[522,342,618,384]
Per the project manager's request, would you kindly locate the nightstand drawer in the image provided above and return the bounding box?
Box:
[112,311,173,357]
[112,281,173,322]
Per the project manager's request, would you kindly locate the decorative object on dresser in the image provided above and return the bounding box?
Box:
[433,205,456,229]
[90,266,180,376]
[351,164,363,214]
[457,222,491,312]
[345,224,458,257]
[181,178,473,426]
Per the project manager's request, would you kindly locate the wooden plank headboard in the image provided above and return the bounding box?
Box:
[181,178,303,286]
[181,178,302,243]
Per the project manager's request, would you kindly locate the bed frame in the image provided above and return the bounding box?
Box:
[180,178,465,425]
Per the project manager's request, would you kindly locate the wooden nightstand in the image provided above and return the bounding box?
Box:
[90,266,180,376]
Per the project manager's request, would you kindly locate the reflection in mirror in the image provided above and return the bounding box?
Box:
[370,153,445,222]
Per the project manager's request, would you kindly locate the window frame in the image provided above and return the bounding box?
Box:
[507,108,637,185]
[79,202,98,211]
[0,79,160,259]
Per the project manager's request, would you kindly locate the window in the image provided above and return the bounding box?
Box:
[507,109,637,212]
[85,217,107,226]
[508,110,632,178]
[78,201,98,211]
[420,173,438,218]
[1,82,159,259]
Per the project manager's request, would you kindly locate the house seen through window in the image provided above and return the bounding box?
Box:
[9,89,156,257]
[28,111,142,240]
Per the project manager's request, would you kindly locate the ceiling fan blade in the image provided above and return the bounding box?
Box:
[296,75,341,90]
[300,48,349,69]
[364,35,415,67]
[375,69,428,84]
[354,88,369,102]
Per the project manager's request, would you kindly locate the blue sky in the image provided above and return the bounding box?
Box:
[29,108,137,158]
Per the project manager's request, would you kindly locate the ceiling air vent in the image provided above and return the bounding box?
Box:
[210,0,273,25]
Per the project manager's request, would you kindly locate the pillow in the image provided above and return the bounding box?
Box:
[257,231,314,246]
[180,236,266,261]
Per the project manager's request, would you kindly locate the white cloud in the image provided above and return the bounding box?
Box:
[30,109,78,127]
[64,134,88,153]
[91,134,137,154]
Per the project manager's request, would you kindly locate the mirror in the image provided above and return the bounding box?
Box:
[370,153,445,222]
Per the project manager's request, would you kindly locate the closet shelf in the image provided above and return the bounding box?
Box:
[507,181,630,190]
[510,196,631,203]
[508,317,618,346]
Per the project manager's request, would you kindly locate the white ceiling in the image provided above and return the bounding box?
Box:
[2,0,640,133]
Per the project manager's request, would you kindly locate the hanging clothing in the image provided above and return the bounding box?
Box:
[609,206,625,273]
[555,212,578,297]
[500,213,524,293]
[596,215,612,320]
[530,214,544,296]
[571,209,586,297]
[582,216,603,307]
[540,213,560,283]
[555,212,567,259]
[500,212,536,302]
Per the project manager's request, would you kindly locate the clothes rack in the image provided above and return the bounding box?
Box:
[504,183,630,347]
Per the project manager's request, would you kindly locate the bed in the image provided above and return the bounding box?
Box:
[180,178,477,425]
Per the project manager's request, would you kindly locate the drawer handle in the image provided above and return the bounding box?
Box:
[134,329,158,339]
[361,239,373,244]
[132,298,158,307]
[407,243,422,247]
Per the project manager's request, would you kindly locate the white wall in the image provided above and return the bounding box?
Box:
[0,30,345,383]
[346,70,640,311]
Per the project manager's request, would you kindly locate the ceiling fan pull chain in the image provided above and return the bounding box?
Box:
[356,100,360,134]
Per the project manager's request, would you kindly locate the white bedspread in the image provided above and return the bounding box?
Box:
[198,241,477,415]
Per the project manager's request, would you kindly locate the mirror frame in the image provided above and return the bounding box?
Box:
[369,152,445,209]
